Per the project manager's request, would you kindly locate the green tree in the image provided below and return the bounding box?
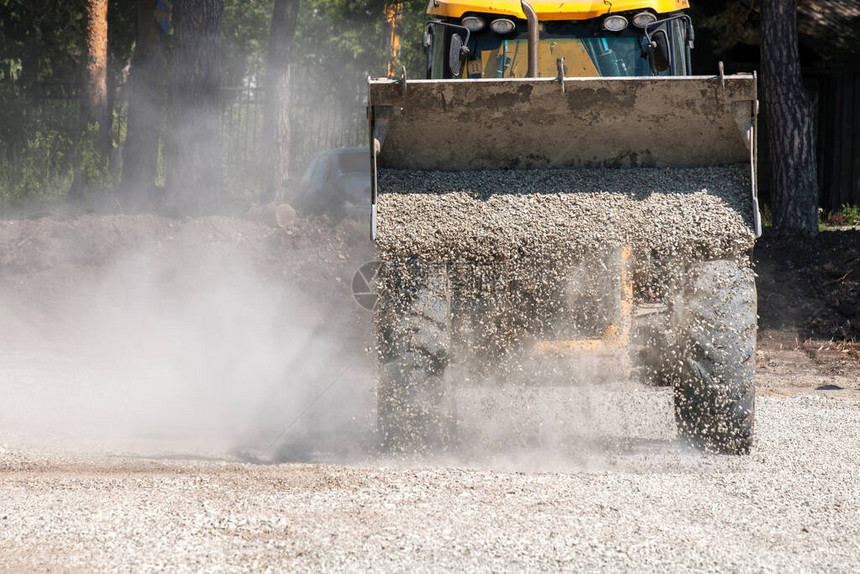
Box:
[0,1,86,94]
[222,0,273,87]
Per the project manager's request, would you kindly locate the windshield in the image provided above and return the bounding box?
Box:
[429,17,687,79]
[468,35,649,77]
[335,150,368,174]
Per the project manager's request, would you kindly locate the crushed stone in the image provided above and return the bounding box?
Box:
[376,165,755,266]
[2,396,860,572]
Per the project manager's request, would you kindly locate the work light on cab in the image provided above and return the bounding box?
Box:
[602,14,628,31]
[632,12,658,28]
[490,18,515,34]
[461,16,485,31]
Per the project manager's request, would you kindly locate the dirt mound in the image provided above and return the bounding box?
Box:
[756,228,860,341]
[0,213,373,305]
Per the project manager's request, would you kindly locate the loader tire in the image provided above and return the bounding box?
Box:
[377,265,453,453]
[674,259,756,454]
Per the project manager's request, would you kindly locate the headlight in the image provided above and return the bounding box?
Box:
[602,14,628,32]
[461,16,485,32]
[632,12,657,28]
[490,18,516,34]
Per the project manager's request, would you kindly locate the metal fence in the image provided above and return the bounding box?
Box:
[221,76,367,201]
[1,77,367,203]
[815,71,860,212]
[221,87,267,201]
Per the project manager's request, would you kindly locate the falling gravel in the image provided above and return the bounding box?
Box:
[373,164,756,364]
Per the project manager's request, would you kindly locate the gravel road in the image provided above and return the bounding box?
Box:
[3,391,859,573]
[1,212,857,572]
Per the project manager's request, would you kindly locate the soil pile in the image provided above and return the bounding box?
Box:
[0,213,373,305]
[756,228,860,341]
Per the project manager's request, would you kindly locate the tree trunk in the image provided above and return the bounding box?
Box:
[383,0,403,78]
[120,0,167,210]
[19,44,39,94]
[85,0,109,133]
[263,0,300,203]
[165,0,224,215]
[761,0,819,235]
[70,0,110,199]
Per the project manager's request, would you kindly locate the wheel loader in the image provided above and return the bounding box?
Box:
[367,0,761,454]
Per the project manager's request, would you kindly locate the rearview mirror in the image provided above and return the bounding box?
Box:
[449,33,465,76]
[649,29,670,72]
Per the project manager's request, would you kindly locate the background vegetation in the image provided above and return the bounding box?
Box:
[0,0,417,208]
[0,0,851,230]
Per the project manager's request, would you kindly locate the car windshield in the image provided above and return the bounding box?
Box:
[336,151,368,174]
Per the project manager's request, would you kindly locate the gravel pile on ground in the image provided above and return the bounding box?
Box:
[377,165,755,266]
[2,394,860,572]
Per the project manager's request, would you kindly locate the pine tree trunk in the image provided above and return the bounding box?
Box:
[383,0,403,77]
[165,0,224,215]
[120,0,167,209]
[70,0,109,199]
[85,0,109,139]
[263,0,300,203]
[761,0,819,235]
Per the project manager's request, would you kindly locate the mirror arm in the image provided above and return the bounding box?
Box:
[425,20,471,47]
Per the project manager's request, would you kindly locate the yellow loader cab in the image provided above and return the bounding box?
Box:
[422,0,694,78]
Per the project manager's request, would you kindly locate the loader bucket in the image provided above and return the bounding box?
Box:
[367,74,760,237]
[369,74,761,455]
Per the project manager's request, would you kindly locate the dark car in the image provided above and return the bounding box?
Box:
[292,147,370,223]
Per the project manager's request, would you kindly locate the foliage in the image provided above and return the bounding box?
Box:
[220,0,430,89]
[0,0,87,94]
[697,0,760,51]
[0,85,77,203]
[821,204,860,228]
[759,202,772,227]
[222,0,275,88]
[107,0,138,79]
[0,0,135,203]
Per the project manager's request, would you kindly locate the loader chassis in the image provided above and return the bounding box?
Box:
[369,0,760,455]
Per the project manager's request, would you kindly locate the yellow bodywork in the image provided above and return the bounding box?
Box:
[427,0,689,20]
[474,37,599,77]
[535,245,633,357]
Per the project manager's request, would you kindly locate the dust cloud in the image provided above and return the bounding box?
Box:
[0,233,377,461]
[0,213,703,470]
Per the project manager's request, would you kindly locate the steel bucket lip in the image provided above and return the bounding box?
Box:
[368,73,756,84]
